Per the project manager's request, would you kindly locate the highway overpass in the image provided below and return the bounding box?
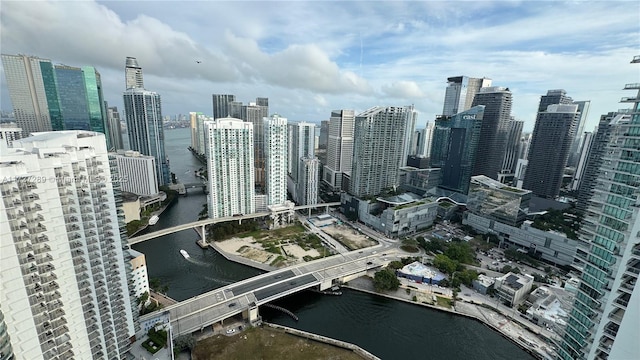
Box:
[138,247,385,336]
[128,202,341,245]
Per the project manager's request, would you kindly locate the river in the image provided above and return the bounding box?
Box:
[130,127,533,360]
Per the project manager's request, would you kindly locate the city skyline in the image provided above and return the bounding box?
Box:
[1,1,637,132]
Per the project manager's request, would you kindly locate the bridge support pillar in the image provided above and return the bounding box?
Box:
[325,205,329,214]
[201,225,206,243]
[308,208,311,217]
[248,304,260,324]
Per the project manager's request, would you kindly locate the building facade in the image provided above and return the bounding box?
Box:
[0,124,22,148]
[471,87,513,180]
[122,88,170,186]
[264,114,288,205]
[125,56,144,89]
[466,175,531,226]
[442,76,492,116]
[113,150,159,196]
[105,102,124,151]
[323,109,355,190]
[430,105,485,194]
[0,131,135,359]
[523,103,580,199]
[205,117,255,219]
[297,157,320,206]
[1,54,53,136]
[128,249,150,300]
[350,106,411,197]
[494,273,534,307]
[558,56,640,360]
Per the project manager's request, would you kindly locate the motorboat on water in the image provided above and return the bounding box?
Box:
[149,215,159,226]
[180,249,190,259]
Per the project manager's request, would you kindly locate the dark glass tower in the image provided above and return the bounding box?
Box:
[471,87,512,180]
[430,105,485,194]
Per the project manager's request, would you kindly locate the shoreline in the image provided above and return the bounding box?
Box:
[129,194,178,237]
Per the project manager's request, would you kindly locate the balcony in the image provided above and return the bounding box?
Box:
[623,83,640,90]
[620,96,639,103]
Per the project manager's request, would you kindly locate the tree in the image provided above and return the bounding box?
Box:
[433,254,458,274]
[387,261,404,270]
[445,242,474,264]
[136,291,149,305]
[173,334,196,353]
[373,269,401,292]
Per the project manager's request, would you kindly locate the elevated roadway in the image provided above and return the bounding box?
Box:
[128,202,341,245]
[139,247,387,336]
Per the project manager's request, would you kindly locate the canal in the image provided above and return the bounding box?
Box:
[131,128,534,360]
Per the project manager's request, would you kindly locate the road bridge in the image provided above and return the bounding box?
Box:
[138,247,385,336]
[128,202,341,245]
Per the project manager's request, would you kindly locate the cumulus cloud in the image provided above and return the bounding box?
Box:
[381,81,425,99]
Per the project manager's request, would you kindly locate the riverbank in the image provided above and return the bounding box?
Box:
[129,191,179,237]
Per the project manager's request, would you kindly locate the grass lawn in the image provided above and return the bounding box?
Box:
[192,327,363,360]
[435,295,453,308]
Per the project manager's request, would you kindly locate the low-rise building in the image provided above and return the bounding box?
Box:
[112,150,159,196]
[494,272,534,307]
[397,261,446,285]
[524,286,573,331]
[467,175,532,226]
[472,274,495,294]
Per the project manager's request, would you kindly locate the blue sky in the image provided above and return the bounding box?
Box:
[1,1,638,131]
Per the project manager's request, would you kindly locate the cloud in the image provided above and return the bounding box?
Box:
[381,81,425,99]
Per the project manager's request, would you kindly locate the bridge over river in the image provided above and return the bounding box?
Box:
[138,246,386,336]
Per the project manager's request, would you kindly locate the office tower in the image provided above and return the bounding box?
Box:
[576,112,619,212]
[189,112,201,150]
[288,122,316,182]
[298,157,320,205]
[523,104,580,198]
[419,122,435,157]
[518,132,532,161]
[323,110,355,190]
[400,105,418,167]
[319,120,329,149]
[442,76,492,116]
[0,124,22,147]
[205,117,255,218]
[105,103,124,150]
[350,106,411,197]
[113,150,159,196]
[212,94,237,119]
[471,86,513,180]
[570,131,594,191]
[430,105,485,194]
[567,100,591,167]
[501,119,524,175]
[1,131,135,359]
[1,54,53,136]
[246,101,269,188]
[125,56,144,89]
[264,114,288,205]
[558,56,640,360]
[467,175,532,226]
[537,89,573,112]
[123,88,170,185]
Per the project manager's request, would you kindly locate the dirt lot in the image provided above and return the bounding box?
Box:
[192,327,363,360]
[321,224,377,250]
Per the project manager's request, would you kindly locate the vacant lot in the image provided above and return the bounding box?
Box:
[192,327,363,360]
[322,224,377,250]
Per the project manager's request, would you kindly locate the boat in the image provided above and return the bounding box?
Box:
[180,249,190,259]
[148,215,159,226]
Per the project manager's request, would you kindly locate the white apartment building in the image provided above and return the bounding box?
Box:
[113,150,159,196]
[323,110,354,190]
[205,117,255,219]
[297,157,320,206]
[0,124,22,148]
[128,249,150,300]
[0,131,135,360]
[264,114,288,206]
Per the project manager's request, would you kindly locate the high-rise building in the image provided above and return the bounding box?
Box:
[570,131,594,191]
[105,102,124,150]
[113,150,159,196]
[297,157,320,205]
[558,55,640,360]
[0,124,22,147]
[523,103,580,198]
[205,117,255,219]
[471,86,513,180]
[288,122,316,182]
[123,88,170,185]
[400,105,418,167]
[128,249,150,300]
[430,105,485,194]
[125,56,144,89]
[350,106,411,198]
[418,122,435,157]
[501,118,524,176]
[319,120,329,149]
[323,109,355,190]
[442,76,492,116]
[537,89,573,113]
[1,54,53,136]
[264,114,288,205]
[212,94,237,119]
[1,131,136,359]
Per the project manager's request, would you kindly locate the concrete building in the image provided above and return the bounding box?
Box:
[123,87,170,185]
[297,157,320,206]
[494,272,534,307]
[205,117,255,219]
[466,175,531,226]
[128,249,150,300]
[350,106,412,198]
[441,76,492,116]
[105,102,124,151]
[287,122,316,203]
[523,103,580,199]
[264,114,288,206]
[323,109,355,190]
[341,192,439,238]
[1,131,135,359]
[319,120,329,149]
[397,261,446,285]
[399,167,442,195]
[112,150,159,196]
[471,87,513,180]
[125,56,144,89]
[1,54,53,136]
[400,105,418,167]
[524,286,573,331]
[430,106,485,194]
[499,118,524,184]
[0,124,22,147]
[472,274,496,295]
[559,56,640,360]
[570,131,594,191]
[189,111,212,156]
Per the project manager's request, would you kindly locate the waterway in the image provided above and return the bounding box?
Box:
[131,128,534,360]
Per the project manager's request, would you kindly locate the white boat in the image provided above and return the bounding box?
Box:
[148,215,159,226]
[180,249,190,259]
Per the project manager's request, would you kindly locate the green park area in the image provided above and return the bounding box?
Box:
[192,327,363,360]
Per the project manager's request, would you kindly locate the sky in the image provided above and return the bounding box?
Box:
[1,1,638,132]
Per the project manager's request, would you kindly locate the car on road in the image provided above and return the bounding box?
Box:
[228,302,237,308]
[366,261,373,265]
[226,328,236,334]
